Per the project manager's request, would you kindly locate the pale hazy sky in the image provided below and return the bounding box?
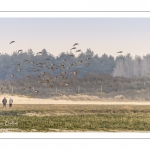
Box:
[0,18,150,57]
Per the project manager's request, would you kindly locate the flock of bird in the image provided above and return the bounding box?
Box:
[2,41,123,95]
[8,41,91,95]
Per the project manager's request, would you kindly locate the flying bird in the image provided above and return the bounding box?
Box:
[10,74,14,77]
[36,51,42,55]
[66,67,70,70]
[73,43,79,46]
[78,60,83,63]
[70,71,78,75]
[18,50,23,53]
[43,65,48,68]
[35,90,39,94]
[86,63,90,66]
[62,59,66,61]
[36,62,43,65]
[70,63,74,66]
[37,65,43,68]
[71,47,76,50]
[36,75,40,78]
[51,63,55,66]
[44,58,50,61]
[117,51,123,53]
[68,54,74,57]
[18,69,21,72]
[76,50,81,52]
[10,41,15,44]
[40,72,45,76]
[61,71,67,75]
[23,60,28,63]
[86,57,90,60]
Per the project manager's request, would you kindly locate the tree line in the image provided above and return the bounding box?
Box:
[0,48,115,80]
[1,49,150,80]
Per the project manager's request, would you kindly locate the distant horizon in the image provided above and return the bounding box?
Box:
[1,18,150,58]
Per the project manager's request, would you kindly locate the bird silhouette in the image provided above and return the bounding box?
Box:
[73,43,79,46]
[68,54,74,57]
[18,69,21,72]
[10,74,14,77]
[70,63,74,66]
[76,49,81,52]
[117,51,123,53]
[10,41,15,44]
[35,90,39,94]
[40,72,45,76]
[18,50,23,53]
[62,59,66,61]
[66,67,71,70]
[51,63,55,66]
[71,47,76,50]
[86,63,90,66]
[36,75,40,78]
[78,60,83,63]
[23,60,28,63]
[44,58,50,61]
[61,71,67,74]
[69,71,78,75]
[36,51,42,55]
[36,62,43,65]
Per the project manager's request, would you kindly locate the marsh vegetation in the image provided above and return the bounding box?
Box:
[0,104,150,132]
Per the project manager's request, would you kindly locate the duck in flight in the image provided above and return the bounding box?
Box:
[34,90,39,94]
[117,51,123,53]
[10,41,15,44]
[71,47,76,50]
[23,60,28,63]
[36,51,42,55]
[10,74,14,77]
[73,43,79,46]
[18,50,23,53]
[76,49,81,52]
[18,68,21,72]
[44,58,50,61]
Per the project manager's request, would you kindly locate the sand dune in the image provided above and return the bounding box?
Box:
[0,94,150,105]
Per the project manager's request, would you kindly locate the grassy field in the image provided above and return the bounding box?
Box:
[0,104,150,132]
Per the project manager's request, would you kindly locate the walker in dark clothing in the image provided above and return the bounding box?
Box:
[2,97,7,108]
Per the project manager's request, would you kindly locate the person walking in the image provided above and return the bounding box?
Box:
[9,97,13,108]
[2,97,7,108]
